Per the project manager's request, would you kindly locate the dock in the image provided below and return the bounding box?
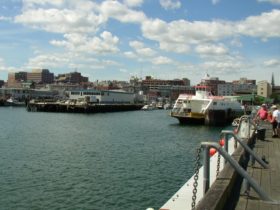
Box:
[26,99,144,113]
[195,122,280,210]
[234,123,280,210]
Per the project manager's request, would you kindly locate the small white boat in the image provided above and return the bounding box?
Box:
[163,103,172,110]
[156,102,164,109]
[141,104,156,111]
[5,97,25,106]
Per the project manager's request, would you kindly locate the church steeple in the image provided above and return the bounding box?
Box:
[271,73,275,88]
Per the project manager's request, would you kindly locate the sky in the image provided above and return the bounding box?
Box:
[0,0,279,85]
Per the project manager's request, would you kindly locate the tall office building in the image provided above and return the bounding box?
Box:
[27,69,54,84]
[257,80,272,98]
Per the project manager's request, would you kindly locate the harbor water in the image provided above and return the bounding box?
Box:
[0,107,230,210]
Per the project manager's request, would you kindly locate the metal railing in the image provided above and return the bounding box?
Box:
[200,142,275,202]
[197,115,278,204]
[197,115,279,204]
[220,130,269,169]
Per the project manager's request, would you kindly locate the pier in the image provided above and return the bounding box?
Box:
[195,122,280,210]
[234,123,280,210]
[26,99,144,113]
[160,117,280,210]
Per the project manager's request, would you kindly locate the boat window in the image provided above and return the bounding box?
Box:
[213,102,217,105]
[71,91,80,95]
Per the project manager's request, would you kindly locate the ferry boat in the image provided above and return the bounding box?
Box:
[170,86,244,125]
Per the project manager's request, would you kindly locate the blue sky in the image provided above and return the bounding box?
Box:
[0,0,279,85]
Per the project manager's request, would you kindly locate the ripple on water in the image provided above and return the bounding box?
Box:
[0,108,229,210]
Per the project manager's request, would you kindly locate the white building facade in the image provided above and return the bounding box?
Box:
[67,90,136,104]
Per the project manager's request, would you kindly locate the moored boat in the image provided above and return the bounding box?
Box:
[170,86,244,125]
[5,97,25,106]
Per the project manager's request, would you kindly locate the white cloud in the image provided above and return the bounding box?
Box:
[51,31,120,54]
[195,43,228,56]
[16,0,147,35]
[119,68,128,73]
[100,1,146,23]
[0,58,5,71]
[237,9,280,39]
[159,0,181,10]
[141,18,234,53]
[24,52,120,71]
[152,56,173,65]
[128,40,176,65]
[22,0,65,8]
[141,10,280,54]
[258,0,280,5]
[212,0,220,5]
[263,59,280,67]
[0,57,19,73]
[199,54,254,77]
[230,37,243,47]
[129,41,157,57]
[25,53,70,69]
[15,8,103,34]
[0,16,12,21]
[124,51,137,59]
[9,0,280,83]
[123,0,144,7]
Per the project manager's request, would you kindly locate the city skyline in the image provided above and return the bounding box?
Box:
[0,0,279,85]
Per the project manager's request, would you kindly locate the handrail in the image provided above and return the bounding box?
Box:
[200,142,274,202]
[220,130,269,169]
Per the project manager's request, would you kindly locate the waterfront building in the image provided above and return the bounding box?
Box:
[55,72,88,84]
[142,76,190,91]
[257,80,272,98]
[15,71,27,82]
[145,85,194,101]
[198,74,225,95]
[271,85,280,102]
[139,76,191,101]
[0,80,4,88]
[66,89,137,104]
[0,87,56,100]
[232,77,256,85]
[7,69,54,87]
[217,83,257,96]
[95,80,129,91]
[217,83,234,96]
[27,69,54,84]
[7,72,17,87]
[45,83,81,98]
[233,83,257,94]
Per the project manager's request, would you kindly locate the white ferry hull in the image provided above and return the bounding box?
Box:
[171,109,243,125]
